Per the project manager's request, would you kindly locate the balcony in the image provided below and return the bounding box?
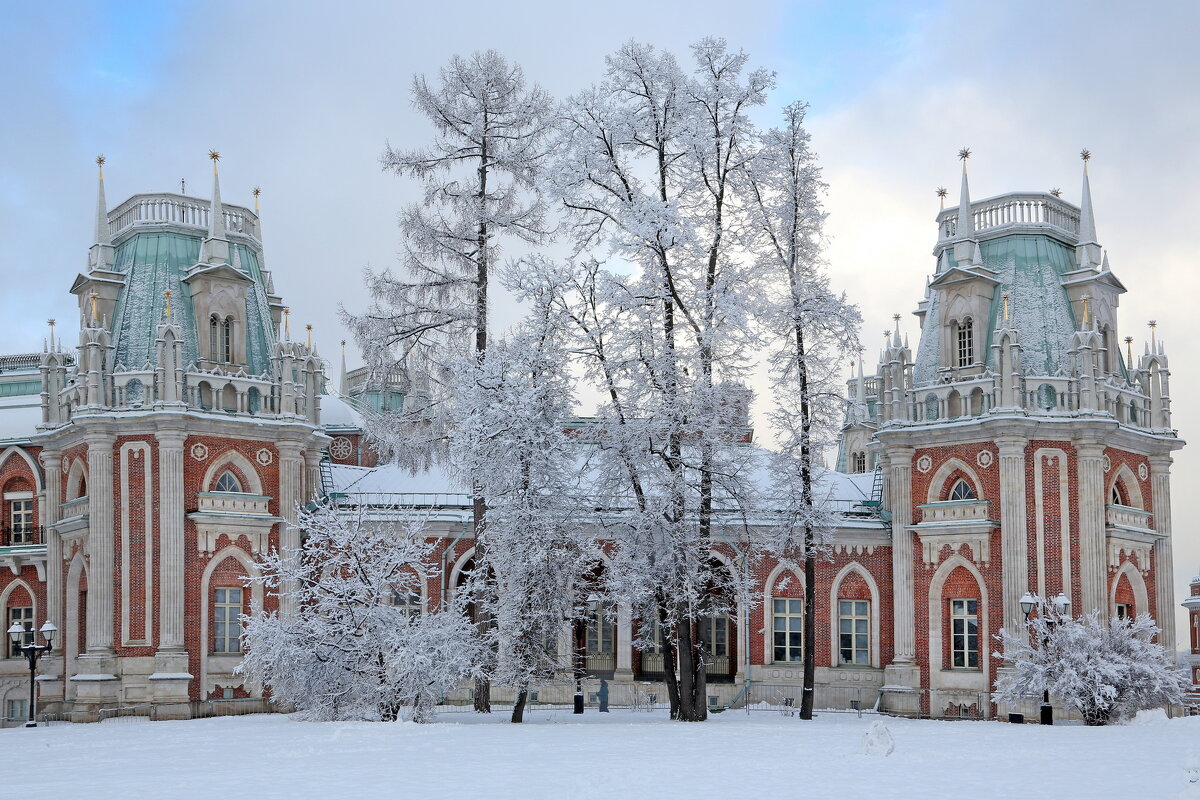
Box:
[196,492,271,516]
[913,500,996,566]
[107,193,260,244]
[188,492,281,556]
[1105,504,1154,535]
[919,500,990,525]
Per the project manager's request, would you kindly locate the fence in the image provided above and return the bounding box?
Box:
[35,697,280,726]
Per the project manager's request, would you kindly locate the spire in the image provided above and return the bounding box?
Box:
[891,314,901,348]
[1077,149,1101,267]
[201,150,230,265]
[953,149,977,264]
[94,155,110,246]
[88,155,115,270]
[339,340,349,395]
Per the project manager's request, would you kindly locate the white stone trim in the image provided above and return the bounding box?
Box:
[1107,463,1145,509]
[926,554,989,692]
[925,456,984,505]
[201,449,264,496]
[0,446,43,493]
[762,563,804,666]
[199,546,263,699]
[1110,561,1150,617]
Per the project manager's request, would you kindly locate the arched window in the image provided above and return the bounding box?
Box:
[1111,485,1122,506]
[213,470,243,493]
[948,478,976,501]
[956,318,974,367]
[773,597,803,663]
[221,317,234,363]
[852,451,867,473]
[209,315,221,361]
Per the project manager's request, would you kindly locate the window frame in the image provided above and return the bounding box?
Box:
[212,587,243,655]
[9,498,33,544]
[948,478,976,501]
[772,597,803,664]
[949,597,980,670]
[838,599,870,666]
[213,470,243,494]
[585,601,614,655]
[956,318,974,368]
[7,606,32,658]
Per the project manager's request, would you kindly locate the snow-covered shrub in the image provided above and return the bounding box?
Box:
[237,504,482,722]
[994,610,1190,726]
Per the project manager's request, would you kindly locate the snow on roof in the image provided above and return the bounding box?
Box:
[320,394,366,430]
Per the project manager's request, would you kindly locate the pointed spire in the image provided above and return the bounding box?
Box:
[94,155,110,246]
[971,241,983,267]
[1101,250,1110,272]
[956,149,973,239]
[1077,149,1101,267]
[252,186,261,214]
[339,340,349,395]
[892,314,901,348]
[208,150,225,240]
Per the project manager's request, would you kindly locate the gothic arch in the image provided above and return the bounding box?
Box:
[201,450,263,496]
[64,552,87,696]
[200,546,263,698]
[1107,463,1145,509]
[0,447,42,492]
[0,578,38,633]
[65,458,88,501]
[829,562,882,669]
[1110,561,1150,619]
[926,457,984,504]
[927,554,990,679]
[763,563,805,665]
[447,546,476,605]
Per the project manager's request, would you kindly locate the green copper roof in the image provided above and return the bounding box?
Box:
[914,234,1080,383]
[109,232,275,375]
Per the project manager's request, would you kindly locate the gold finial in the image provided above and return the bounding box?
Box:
[164,289,172,319]
[1050,188,1062,198]
[283,307,290,333]
[47,318,56,349]
[1149,320,1157,349]
[89,291,99,324]
[252,186,261,212]
[1124,335,1133,365]
[936,186,947,210]
[1002,293,1010,322]
[209,149,221,174]
[96,154,105,178]
[1081,295,1091,326]
[883,330,891,343]
[1081,148,1091,175]
[306,324,313,348]
[958,148,971,172]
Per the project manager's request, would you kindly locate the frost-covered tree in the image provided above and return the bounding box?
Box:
[238,505,481,722]
[747,102,861,720]
[549,39,772,721]
[449,261,597,722]
[344,50,554,712]
[993,609,1190,726]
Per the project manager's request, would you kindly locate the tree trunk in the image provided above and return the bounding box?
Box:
[676,619,708,721]
[472,140,492,715]
[800,539,817,720]
[658,602,681,719]
[512,688,529,723]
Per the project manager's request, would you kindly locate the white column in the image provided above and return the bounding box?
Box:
[1076,441,1107,615]
[1150,455,1176,654]
[85,432,115,653]
[39,451,65,702]
[155,428,187,651]
[277,442,304,619]
[888,447,915,662]
[996,437,1028,640]
[616,603,633,680]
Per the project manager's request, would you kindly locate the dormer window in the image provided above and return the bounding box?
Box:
[948,478,976,501]
[213,470,243,493]
[956,318,974,367]
[209,314,234,364]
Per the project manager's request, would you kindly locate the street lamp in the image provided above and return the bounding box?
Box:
[1020,592,1070,726]
[7,620,56,728]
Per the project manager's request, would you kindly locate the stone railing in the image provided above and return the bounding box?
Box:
[1105,504,1154,534]
[196,492,272,516]
[938,192,1080,242]
[919,500,991,525]
[108,193,260,242]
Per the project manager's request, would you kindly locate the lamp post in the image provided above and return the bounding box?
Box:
[7,620,56,727]
[1019,591,1070,725]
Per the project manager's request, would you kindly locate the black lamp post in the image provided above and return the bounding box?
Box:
[1019,591,1070,726]
[7,620,56,728]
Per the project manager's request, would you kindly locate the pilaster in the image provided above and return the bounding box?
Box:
[154,428,187,654]
[39,450,65,703]
[615,603,634,681]
[996,437,1028,640]
[277,441,304,619]
[84,432,115,653]
[1149,455,1176,653]
[886,446,916,662]
[1076,441,1107,615]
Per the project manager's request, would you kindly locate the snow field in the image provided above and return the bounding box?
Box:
[6,709,1199,799]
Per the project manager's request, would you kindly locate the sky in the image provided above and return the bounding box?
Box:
[2,0,1198,633]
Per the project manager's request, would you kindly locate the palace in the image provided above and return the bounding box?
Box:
[0,154,1187,721]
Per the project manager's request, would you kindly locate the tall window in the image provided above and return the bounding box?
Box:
[950,598,979,668]
[210,315,234,363]
[10,499,32,544]
[852,452,867,473]
[838,600,870,665]
[773,598,803,663]
[6,698,27,722]
[213,587,242,654]
[221,317,233,363]
[209,315,221,362]
[948,478,976,501]
[213,470,243,493]
[8,606,32,658]
[956,319,974,367]
[586,602,614,655]
[699,614,728,658]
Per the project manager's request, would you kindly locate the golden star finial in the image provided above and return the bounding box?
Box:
[1080,148,1091,162]
[1050,188,1062,198]
[96,154,105,167]
[209,149,221,162]
[936,187,948,198]
[252,186,261,197]
[958,147,971,161]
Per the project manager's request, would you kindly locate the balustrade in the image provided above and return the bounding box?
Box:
[107,193,259,241]
[938,192,1080,241]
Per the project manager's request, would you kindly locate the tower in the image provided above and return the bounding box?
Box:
[856,153,1183,714]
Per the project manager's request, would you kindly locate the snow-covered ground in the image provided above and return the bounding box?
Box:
[7,708,1199,799]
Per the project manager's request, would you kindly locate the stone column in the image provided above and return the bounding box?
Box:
[887,447,916,662]
[84,432,115,653]
[615,603,634,681]
[277,442,304,619]
[1075,441,1108,616]
[150,427,192,714]
[303,449,322,506]
[39,451,65,704]
[1150,455,1176,654]
[996,438,1029,641]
